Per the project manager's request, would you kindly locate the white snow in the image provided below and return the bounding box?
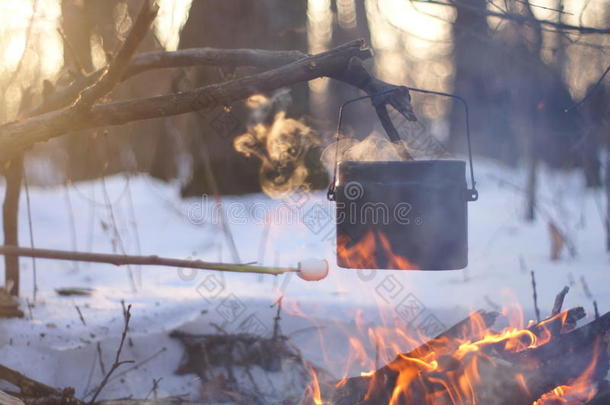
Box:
[0,158,608,400]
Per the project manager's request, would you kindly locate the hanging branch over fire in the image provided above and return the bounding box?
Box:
[0,39,415,162]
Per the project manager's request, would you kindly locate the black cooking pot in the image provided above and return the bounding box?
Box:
[327,87,478,270]
[335,159,475,270]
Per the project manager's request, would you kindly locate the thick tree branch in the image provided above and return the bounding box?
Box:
[31,48,310,116]
[0,40,415,161]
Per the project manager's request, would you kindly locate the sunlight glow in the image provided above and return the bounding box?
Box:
[307,0,333,116]
[154,0,193,51]
[0,0,63,121]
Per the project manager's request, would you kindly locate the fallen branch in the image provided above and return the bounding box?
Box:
[0,365,58,398]
[0,364,82,404]
[96,397,202,404]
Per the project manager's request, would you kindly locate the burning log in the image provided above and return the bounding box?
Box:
[301,310,499,405]
[301,309,610,405]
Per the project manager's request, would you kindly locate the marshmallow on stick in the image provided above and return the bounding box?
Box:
[297,258,329,281]
[0,246,330,281]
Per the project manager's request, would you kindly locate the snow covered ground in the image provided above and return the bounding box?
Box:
[0,158,608,401]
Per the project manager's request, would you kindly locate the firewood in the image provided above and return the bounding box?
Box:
[301,310,499,405]
[0,365,59,398]
[0,390,25,405]
[0,362,83,404]
[301,310,610,405]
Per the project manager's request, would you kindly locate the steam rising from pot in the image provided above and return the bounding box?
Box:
[322,107,451,173]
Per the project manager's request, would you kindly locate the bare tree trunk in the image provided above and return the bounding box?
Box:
[3,156,23,296]
[525,149,538,221]
[606,154,610,251]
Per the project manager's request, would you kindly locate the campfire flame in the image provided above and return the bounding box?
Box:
[302,229,602,404]
[533,339,602,405]
[306,363,324,405]
[300,295,603,405]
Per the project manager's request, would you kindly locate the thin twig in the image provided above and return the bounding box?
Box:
[22,162,37,301]
[124,175,143,288]
[88,302,134,404]
[97,342,107,376]
[272,296,284,341]
[85,347,168,398]
[100,135,137,292]
[530,270,541,322]
[144,378,162,400]
[56,27,86,76]
[63,186,80,272]
[199,142,241,263]
[75,305,87,326]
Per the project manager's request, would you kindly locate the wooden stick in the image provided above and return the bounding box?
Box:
[530,270,541,322]
[551,286,570,315]
[0,364,60,398]
[0,245,297,276]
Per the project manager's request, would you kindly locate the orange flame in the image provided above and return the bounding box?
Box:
[285,225,600,405]
[337,229,419,270]
[306,363,324,405]
[534,338,602,405]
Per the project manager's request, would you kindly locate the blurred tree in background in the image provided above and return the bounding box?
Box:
[0,0,607,195]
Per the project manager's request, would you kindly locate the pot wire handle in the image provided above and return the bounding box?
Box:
[327,89,398,201]
[327,86,478,202]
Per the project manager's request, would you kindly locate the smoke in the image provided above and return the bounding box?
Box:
[234,90,318,198]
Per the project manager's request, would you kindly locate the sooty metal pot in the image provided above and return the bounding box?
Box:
[334,160,476,270]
